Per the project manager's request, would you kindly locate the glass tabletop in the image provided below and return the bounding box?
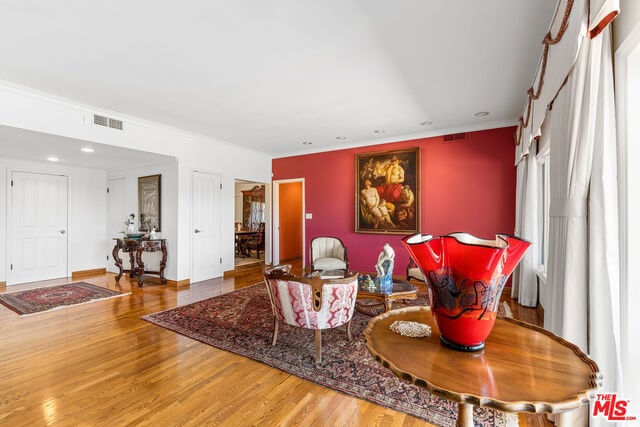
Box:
[358,279,416,295]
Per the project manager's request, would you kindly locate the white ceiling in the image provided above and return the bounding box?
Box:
[0,126,174,171]
[0,1,557,165]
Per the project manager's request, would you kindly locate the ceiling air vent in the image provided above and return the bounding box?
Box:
[92,114,124,131]
[108,118,123,130]
[93,114,109,127]
[442,132,467,143]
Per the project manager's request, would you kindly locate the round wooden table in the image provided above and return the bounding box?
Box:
[364,306,602,427]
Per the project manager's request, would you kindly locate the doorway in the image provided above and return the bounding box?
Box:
[106,177,126,273]
[9,171,68,285]
[234,179,268,268]
[272,179,304,268]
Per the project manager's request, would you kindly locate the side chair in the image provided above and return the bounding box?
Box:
[406,257,426,283]
[245,222,265,258]
[309,236,348,272]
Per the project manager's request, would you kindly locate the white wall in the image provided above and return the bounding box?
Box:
[0,157,107,283]
[108,160,178,279]
[0,82,272,281]
[614,0,640,51]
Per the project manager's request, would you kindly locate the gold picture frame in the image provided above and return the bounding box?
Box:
[138,174,161,231]
[355,148,419,234]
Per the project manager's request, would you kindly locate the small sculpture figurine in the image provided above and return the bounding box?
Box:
[124,213,136,234]
[149,226,157,239]
[374,243,395,291]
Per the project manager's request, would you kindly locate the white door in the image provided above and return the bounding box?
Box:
[106,177,127,273]
[191,171,222,282]
[10,171,68,285]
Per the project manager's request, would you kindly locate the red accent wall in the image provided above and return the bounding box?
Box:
[272,127,517,274]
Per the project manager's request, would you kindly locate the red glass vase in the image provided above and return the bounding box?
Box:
[401,232,531,351]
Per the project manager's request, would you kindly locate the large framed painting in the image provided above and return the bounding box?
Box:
[355,147,419,234]
[138,174,161,231]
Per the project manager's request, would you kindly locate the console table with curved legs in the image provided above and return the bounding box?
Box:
[112,238,167,287]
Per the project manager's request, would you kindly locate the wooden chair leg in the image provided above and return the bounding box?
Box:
[346,320,352,341]
[315,329,322,365]
[272,318,280,346]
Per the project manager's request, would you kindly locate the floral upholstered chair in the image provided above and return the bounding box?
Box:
[309,236,348,272]
[263,265,358,365]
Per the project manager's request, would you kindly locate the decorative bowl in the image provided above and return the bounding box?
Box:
[125,232,146,239]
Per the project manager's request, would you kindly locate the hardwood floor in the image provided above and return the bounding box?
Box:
[0,261,551,426]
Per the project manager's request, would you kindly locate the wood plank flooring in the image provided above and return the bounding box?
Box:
[0,260,551,426]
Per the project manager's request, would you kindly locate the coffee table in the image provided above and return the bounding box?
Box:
[356,279,418,315]
[364,306,602,426]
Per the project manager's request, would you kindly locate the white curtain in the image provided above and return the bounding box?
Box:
[586,25,622,411]
[545,26,622,422]
[511,144,538,307]
[515,0,619,163]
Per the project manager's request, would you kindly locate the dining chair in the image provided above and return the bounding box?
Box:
[245,222,265,258]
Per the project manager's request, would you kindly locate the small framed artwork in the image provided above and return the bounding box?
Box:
[138,174,161,231]
[355,147,420,234]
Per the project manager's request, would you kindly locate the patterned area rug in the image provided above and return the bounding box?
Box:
[143,284,516,426]
[0,282,127,315]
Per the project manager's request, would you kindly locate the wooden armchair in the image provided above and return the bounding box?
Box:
[245,222,265,258]
[263,265,358,365]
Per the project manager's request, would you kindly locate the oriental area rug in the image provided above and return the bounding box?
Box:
[142,284,516,426]
[0,282,127,315]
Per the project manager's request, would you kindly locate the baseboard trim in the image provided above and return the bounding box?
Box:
[72,268,107,278]
[224,269,235,278]
[139,276,190,287]
[171,278,190,287]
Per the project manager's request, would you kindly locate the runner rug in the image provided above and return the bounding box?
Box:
[0,282,127,315]
[142,283,515,426]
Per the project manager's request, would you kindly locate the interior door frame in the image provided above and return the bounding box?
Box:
[6,169,70,286]
[272,178,305,268]
[106,176,127,273]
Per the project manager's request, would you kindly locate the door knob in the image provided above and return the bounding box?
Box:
[59,230,66,234]
[194,229,201,233]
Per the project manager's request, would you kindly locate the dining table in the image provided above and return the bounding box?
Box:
[235,229,257,257]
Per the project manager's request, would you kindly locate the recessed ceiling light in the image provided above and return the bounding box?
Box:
[47,156,59,162]
[374,129,386,134]
[302,141,312,145]
[81,147,95,153]
[420,121,433,126]
[475,111,489,117]
[336,136,346,140]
